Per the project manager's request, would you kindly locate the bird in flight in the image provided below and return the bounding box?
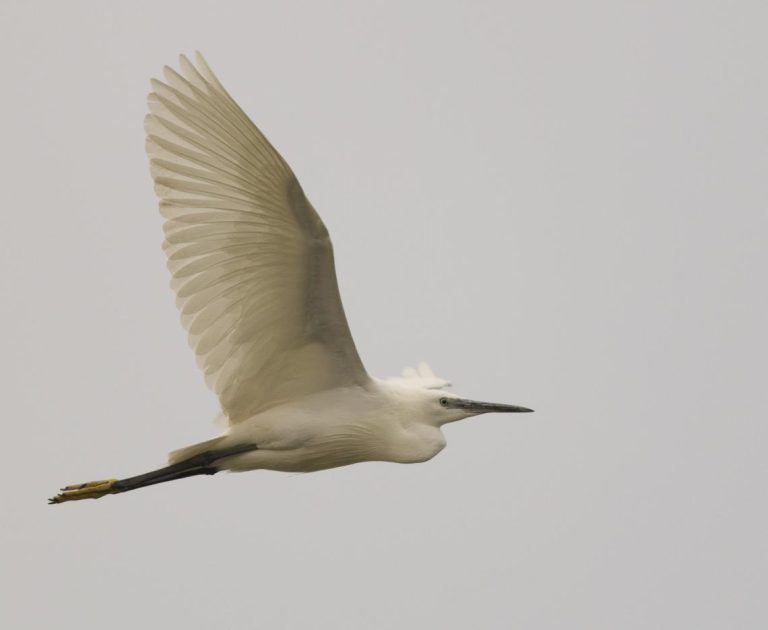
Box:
[50,53,533,504]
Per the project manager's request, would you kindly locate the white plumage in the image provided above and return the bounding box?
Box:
[49,53,531,504]
[146,54,366,423]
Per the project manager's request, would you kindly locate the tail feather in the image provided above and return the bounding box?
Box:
[168,436,226,465]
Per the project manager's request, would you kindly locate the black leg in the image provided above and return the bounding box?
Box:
[49,442,258,504]
[110,442,260,494]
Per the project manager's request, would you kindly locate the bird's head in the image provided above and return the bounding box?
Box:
[387,363,533,426]
[427,389,534,426]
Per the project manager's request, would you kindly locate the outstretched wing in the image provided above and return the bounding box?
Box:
[145,53,369,422]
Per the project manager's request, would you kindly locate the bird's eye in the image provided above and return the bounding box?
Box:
[439,397,448,407]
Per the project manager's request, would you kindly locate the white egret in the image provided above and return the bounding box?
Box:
[50,53,532,504]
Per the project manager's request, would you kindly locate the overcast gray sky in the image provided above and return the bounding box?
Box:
[2,1,766,628]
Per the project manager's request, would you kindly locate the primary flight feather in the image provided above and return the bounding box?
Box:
[50,53,532,504]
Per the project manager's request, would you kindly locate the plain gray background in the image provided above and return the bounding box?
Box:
[2,1,766,628]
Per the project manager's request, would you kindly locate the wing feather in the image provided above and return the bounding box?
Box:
[145,53,369,422]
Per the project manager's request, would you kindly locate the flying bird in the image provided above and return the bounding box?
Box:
[50,53,533,504]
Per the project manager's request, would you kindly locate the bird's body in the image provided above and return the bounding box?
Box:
[49,53,532,504]
[209,377,449,474]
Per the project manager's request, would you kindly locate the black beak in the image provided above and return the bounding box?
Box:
[445,398,534,414]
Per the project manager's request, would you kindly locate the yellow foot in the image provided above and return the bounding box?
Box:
[48,479,118,504]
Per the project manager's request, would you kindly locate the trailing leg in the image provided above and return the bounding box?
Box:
[48,443,257,504]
